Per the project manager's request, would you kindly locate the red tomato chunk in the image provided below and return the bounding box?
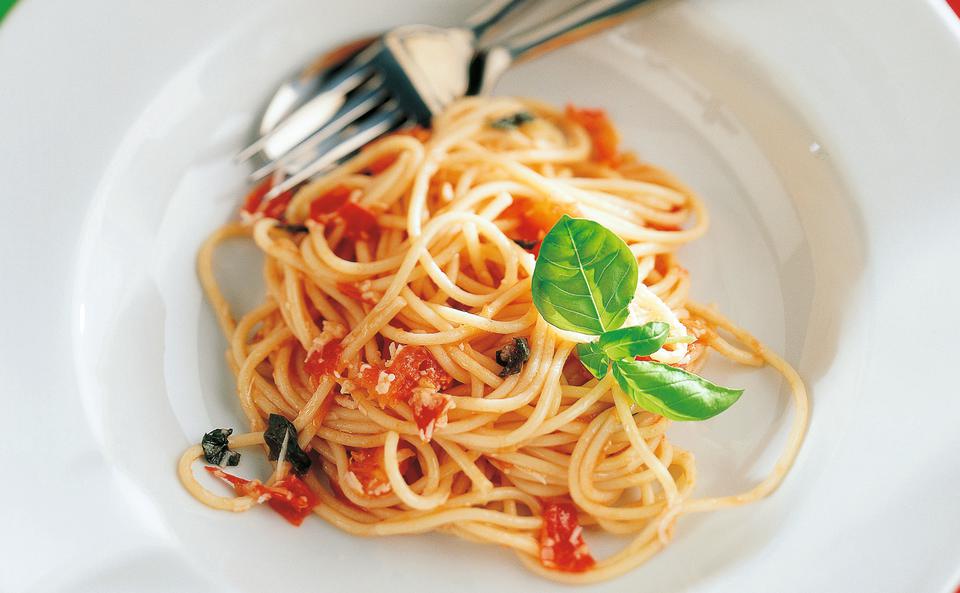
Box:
[205,467,318,526]
[539,500,596,573]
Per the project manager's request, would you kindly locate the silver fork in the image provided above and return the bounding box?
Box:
[258,0,653,200]
[237,0,531,173]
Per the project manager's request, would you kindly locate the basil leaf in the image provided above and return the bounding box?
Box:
[513,238,538,249]
[491,111,534,130]
[276,223,309,233]
[611,360,743,421]
[264,414,311,474]
[532,215,638,335]
[496,337,531,377]
[598,321,670,360]
[201,428,241,466]
[576,341,609,379]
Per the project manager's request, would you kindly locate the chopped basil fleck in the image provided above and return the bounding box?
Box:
[495,337,531,377]
[513,238,538,249]
[201,428,241,467]
[276,223,309,233]
[264,414,312,474]
[490,111,535,130]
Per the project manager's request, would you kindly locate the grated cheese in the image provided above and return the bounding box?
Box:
[375,371,396,395]
[307,320,348,362]
[338,378,356,395]
[343,471,364,493]
[440,182,455,202]
[385,342,405,366]
[410,384,454,441]
[357,279,381,303]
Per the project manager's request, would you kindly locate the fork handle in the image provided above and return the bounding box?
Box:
[464,0,531,40]
[499,0,653,62]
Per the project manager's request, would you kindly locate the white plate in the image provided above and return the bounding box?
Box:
[2,1,959,592]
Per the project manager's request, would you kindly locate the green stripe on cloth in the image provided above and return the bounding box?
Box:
[0,0,16,23]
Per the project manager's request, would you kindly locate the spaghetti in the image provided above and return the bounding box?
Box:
[179,97,808,583]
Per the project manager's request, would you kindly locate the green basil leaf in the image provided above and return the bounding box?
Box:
[532,215,638,335]
[490,111,535,130]
[611,359,743,421]
[264,414,312,474]
[201,428,241,467]
[598,321,670,360]
[513,238,538,250]
[275,223,309,233]
[576,341,609,379]
[495,337,531,377]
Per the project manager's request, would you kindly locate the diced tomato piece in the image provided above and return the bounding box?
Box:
[336,282,379,305]
[305,339,343,382]
[502,198,580,251]
[362,154,397,176]
[563,355,594,386]
[502,200,540,244]
[241,178,295,220]
[206,466,258,493]
[345,447,414,496]
[309,185,352,220]
[392,125,431,142]
[356,367,384,403]
[204,467,318,526]
[356,346,453,408]
[408,386,454,442]
[338,202,379,240]
[400,347,453,392]
[539,500,596,573]
[266,475,319,526]
[241,178,274,215]
[308,186,379,241]
[346,448,391,496]
[263,192,293,219]
[353,346,454,441]
[526,198,577,234]
[566,105,621,166]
